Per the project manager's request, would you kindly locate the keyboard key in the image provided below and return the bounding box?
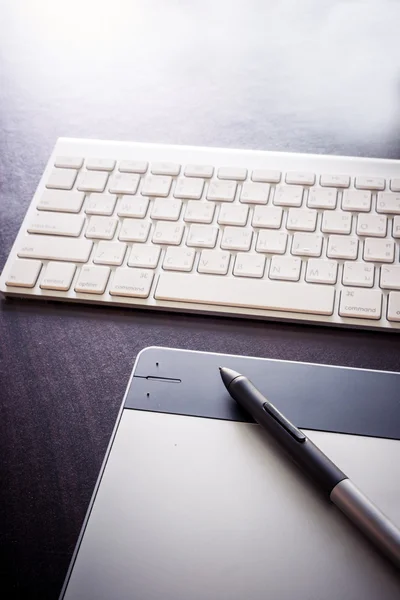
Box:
[240,182,270,204]
[151,198,182,221]
[252,206,283,229]
[286,209,317,232]
[93,241,127,266]
[184,164,214,178]
[18,235,92,262]
[305,260,337,285]
[355,177,385,191]
[233,253,265,278]
[380,266,400,290]
[155,274,335,315]
[356,214,387,237]
[393,217,400,239]
[37,190,85,213]
[108,173,140,195]
[339,288,382,319]
[119,218,151,243]
[273,186,303,207]
[54,156,84,169]
[307,189,337,210]
[376,192,400,214]
[321,212,352,234]
[285,172,315,186]
[128,245,161,269]
[40,261,76,291]
[163,247,196,272]
[110,268,154,298]
[46,168,77,190]
[291,233,323,257]
[319,174,350,188]
[141,175,172,197]
[390,179,400,192]
[75,266,110,294]
[269,256,302,281]
[86,158,116,171]
[174,177,204,200]
[186,224,218,248]
[218,167,247,181]
[5,259,42,288]
[152,222,184,245]
[117,196,149,218]
[119,160,148,174]
[327,236,358,260]
[151,162,180,176]
[342,190,371,212]
[387,292,400,321]
[364,238,395,263]
[342,263,374,288]
[256,230,287,254]
[198,250,230,275]
[221,227,253,251]
[28,212,84,237]
[251,169,281,183]
[184,201,215,224]
[86,216,118,240]
[207,180,237,202]
[218,204,249,226]
[77,171,109,192]
[85,193,117,216]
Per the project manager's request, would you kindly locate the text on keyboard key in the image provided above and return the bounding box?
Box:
[119,160,148,174]
[233,253,265,278]
[151,198,182,221]
[86,216,118,240]
[184,201,215,224]
[207,180,237,202]
[184,164,214,178]
[37,190,85,213]
[339,288,382,319]
[393,216,400,238]
[305,260,337,285]
[85,193,117,216]
[77,171,109,193]
[321,212,352,235]
[240,182,270,204]
[363,238,395,263]
[327,236,358,260]
[75,266,110,294]
[355,177,385,191]
[108,173,140,195]
[6,259,42,288]
[17,235,92,262]
[319,174,350,188]
[174,178,204,200]
[221,227,252,251]
[128,245,161,269]
[152,222,184,245]
[251,169,281,183]
[356,214,387,237]
[110,268,154,298]
[291,233,322,257]
[256,230,287,254]
[119,218,151,243]
[163,247,196,272]
[269,256,301,281]
[141,175,172,197]
[376,192,400,214]
[273,186,303,207]
[286,209,317,232]
[117,196,149,219]
[285,172,315,186]
[342,263,374,288]
[218,204,249,226]
[186,224,218,248]
[198,250,230,275]
[40,262,76,291]
[380,266,400,290]
[46,168,77,190]
[93,241,127,266]
[28,212,84,237]
[390,179,400,193]
[307,189,337,210]
[252,206,282,229]
[151,162,181,176]
[342,190,371,212]
[155,274,335,315]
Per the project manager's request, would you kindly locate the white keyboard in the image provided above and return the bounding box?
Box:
[1,137,400,331]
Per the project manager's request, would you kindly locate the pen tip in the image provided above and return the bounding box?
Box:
[219,366,223,372]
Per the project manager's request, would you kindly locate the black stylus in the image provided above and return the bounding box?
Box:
[219,366,400,569]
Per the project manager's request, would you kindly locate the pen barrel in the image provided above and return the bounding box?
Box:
[231,377,347,495]
[331,479,400,568]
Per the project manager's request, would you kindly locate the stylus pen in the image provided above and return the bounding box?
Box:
[219,367,400,569]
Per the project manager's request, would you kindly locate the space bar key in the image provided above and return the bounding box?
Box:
[155,274,335,315]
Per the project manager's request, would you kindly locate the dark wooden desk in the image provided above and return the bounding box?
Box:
[1,1,400,598]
